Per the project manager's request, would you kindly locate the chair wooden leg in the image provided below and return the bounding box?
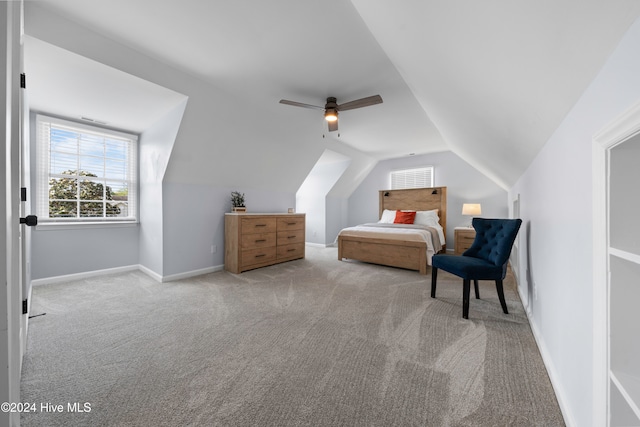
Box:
[462,279,470,319]
[495,280,509,314]
[430,267,438,298]
[474,280,480,299]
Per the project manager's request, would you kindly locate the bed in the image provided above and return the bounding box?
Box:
[337,187,447,274]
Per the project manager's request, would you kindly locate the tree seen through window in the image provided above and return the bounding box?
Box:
[48,170,121,218]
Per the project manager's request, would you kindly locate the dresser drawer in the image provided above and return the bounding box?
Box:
[241,246,277,267]
[277,230,304,246]
[241,232,276,249]
[277,217,304,231]
[242,217,277,234]
[277,243,305,260]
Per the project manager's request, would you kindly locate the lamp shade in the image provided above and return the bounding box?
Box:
[462,203,482,216]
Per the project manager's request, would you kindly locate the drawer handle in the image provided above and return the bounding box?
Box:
[287,222,297,225]
[255,239,266,243]
[255,254,266,258]
[287,235,296,239]
[255,224,267,227]
[287,248,296,252]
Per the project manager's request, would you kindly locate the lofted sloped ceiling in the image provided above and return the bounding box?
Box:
[351,0,640,188]
[24,0,640,191]
[24,36,188,134]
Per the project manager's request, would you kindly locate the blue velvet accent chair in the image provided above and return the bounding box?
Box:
[431,218,522,319]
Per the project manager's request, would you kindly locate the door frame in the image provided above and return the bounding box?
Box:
[592,100,640,426]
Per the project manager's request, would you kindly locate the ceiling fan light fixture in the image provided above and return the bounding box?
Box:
[324,109,338,122]
[280,94,382,133]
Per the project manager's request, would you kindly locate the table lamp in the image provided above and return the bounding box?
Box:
[462,203,482,227]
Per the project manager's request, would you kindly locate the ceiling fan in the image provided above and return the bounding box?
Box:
[279,95,383,132]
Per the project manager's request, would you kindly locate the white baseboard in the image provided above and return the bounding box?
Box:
[137,264,163,282]
[33,264,225,286]
[517,286,575,427]
[305,242,334,248]
[31,265,140,286]
[160,265,224,282]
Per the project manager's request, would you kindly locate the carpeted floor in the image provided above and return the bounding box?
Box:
[21,246,565,426]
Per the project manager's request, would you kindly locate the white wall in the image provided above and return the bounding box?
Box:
[297,150,351,245]
[326,195,348,246]
[138,99,187,277]
[509,16,640,427]
[348,150,508,249]
[31,226,140,280]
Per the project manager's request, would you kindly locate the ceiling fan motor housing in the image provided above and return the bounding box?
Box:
[325,97,338,109]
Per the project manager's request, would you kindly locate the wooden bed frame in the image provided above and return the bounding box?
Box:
[337,187,447,274]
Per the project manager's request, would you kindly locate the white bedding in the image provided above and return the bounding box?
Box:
[339,223,444,244]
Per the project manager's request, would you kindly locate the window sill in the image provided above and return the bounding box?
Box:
[35,221,139,231]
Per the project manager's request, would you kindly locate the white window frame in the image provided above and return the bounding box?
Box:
[35,114,138,224]
[390,166,434,189]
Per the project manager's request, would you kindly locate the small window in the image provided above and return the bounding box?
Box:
[390,166,434,189]
[36,115,138,223]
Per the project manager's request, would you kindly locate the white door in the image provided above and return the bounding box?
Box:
[19,6,34,359]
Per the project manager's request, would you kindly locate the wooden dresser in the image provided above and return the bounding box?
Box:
[454,227,476,255]
[225,213,305,273]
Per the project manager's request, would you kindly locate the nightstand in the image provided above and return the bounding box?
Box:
[454,227,476,255]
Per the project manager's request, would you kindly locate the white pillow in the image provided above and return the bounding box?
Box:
[379,209,397,223]
[414,209,439,226]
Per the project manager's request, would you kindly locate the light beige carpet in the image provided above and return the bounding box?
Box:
[21,246,564,426]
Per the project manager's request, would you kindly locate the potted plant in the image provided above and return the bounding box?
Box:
[231,191,246,212]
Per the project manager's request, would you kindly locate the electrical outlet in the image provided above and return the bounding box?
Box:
[211,245,217,254]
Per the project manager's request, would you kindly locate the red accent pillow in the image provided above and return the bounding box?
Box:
[394,210,416,224]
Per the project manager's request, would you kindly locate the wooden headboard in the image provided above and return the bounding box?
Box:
[378,187,447,239]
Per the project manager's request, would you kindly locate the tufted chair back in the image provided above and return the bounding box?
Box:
[463,218,522,267]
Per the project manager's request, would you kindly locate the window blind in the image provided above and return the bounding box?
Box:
[36,115,138,222]
[390,166,434,189]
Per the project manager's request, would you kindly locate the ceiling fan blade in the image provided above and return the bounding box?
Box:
[337,95,383,111]
[328,119,338,132]
[279,99,325,111]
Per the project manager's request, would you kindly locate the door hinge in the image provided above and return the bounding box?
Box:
[22,299,28,315]
[20,73,26,89]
